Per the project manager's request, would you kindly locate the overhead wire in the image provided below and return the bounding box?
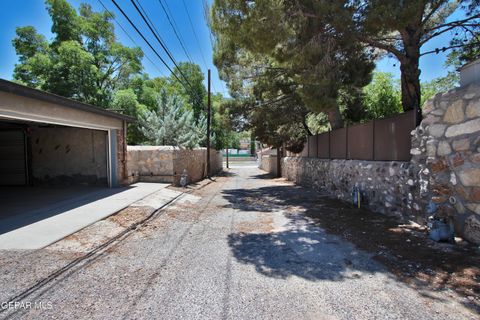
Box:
[109,0,204,108]
[157,0,194,63]
[181,0,209,70]
[129,0,206,107]
[180,0,220,94]
[202,0,228,96]
[96,0,166,77]
[129,0,196,93]
[134,0,175,62]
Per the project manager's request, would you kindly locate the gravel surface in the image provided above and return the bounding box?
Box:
[0,167,478,319]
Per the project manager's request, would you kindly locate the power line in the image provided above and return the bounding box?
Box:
[109,0,184,89]
[181,0,209,69]
[131,0,202,102]
[117,0,204,107]
[163,0,223,96]
[129,0,192,89]
[201,0,228,96]
[134,0,175,62]
[96,0,166,77]
[180,0,219,94]
[157,0,193,63]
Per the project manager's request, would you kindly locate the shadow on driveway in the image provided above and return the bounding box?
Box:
[228,214,382,281]
[222,181,480,312]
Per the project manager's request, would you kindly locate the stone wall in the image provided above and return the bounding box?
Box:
[282,158,419,219]
[281,83,480,243]
[127,146,223,186]
[116,128,127,185]
[411,83,480,243]
[259,155,278,176]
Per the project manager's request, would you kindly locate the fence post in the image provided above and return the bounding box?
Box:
[372,119,376,161]
[328,130,331,159]
[345,125,349,160]
[307,136,310,158]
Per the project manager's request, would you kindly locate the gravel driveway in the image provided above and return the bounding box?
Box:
[0,167,477,319]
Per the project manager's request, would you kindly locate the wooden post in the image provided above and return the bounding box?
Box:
[207,69,211,178]
[226,148,229,168]
[276,145,282,178]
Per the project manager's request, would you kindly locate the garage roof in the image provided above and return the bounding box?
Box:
[0,79,135,122]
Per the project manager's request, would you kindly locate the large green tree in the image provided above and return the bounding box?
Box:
[12,0,143,107]
[363,72,402,120]
[347,0,479,123]
[210,0,374,131]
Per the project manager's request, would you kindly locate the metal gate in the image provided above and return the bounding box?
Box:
[0,130,26,185]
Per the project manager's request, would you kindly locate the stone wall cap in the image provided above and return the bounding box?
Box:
[127,145,214,151]
[127,145,178,151]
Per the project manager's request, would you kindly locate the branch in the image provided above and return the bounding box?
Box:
[424,14,480,34]
[420,1,445,28]
[420,40,480,57]
[421,21,480,45]
[358,35,405,61]
[255,95,291,108]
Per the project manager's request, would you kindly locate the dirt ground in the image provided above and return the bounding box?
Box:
[1,169,479,319]
[291,181,480,311]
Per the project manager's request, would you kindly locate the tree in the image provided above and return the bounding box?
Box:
[347,0,480,122]
[12,0,143,107]
[421,72,458,104]
[447,32,480,67]
[112,89,147,144]
[12,26,50,88]
[210,0,374,130]
[47,0,81,46]
[139,90,203,149]
[363,72,403,120]
[169,62,207,120]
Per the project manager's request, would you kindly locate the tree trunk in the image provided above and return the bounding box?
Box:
[327,107,343,130]
[276,145,282,178]
[400,34,422,126]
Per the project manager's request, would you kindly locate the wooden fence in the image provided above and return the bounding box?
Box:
[301,110,415,161]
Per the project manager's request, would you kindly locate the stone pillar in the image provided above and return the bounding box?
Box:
[410,83,480,243]
[116,128,127,185]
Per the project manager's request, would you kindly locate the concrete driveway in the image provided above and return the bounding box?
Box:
[0,183,169,249]
[0,168,477,319]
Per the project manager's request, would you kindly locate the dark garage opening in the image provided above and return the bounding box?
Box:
[0,120,110,223]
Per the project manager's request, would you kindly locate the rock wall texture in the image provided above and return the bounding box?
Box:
[259,155,278,176]
[282,158,420,219]
[281,83,480,243]
[411,83,480,243]
[127,146,222,186]
[116,129,127,185]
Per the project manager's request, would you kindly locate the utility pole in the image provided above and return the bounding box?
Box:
[226,147,229,169]
[206,69,211,178]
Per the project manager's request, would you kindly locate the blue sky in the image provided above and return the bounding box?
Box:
[0,0,459,95]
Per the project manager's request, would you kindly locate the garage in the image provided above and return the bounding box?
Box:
[0,79,133,237]
[0,79,131,188]
[0,121,109,187]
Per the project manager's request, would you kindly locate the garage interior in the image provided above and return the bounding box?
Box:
[0,119,116,229]
[0,79,174,250]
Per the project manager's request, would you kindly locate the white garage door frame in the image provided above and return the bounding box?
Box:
[0,115,118,188]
